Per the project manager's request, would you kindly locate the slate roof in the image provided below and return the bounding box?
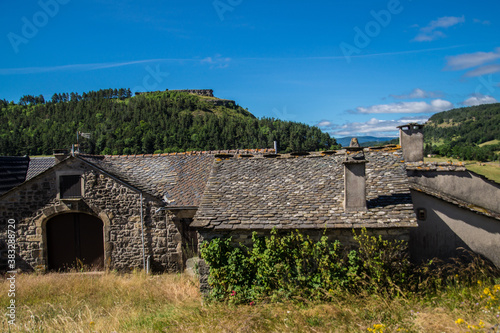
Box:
[26,157,56,181]
[79,154,215,207]
[192,148,417,230]
[0,156,30,195]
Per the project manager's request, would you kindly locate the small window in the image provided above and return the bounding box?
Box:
[60,175,82,198]
[416,208,427,221]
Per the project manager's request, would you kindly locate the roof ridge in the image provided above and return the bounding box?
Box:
[405,161,466,171]
[80,148,276,159]
[79,145,402,160]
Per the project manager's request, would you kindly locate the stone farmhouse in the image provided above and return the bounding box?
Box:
[0,125,499,276]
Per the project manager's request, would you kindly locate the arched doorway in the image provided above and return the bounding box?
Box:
[46,213,104,271]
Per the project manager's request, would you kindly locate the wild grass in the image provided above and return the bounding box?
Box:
[467,163,500,184]
[1,271,499,332]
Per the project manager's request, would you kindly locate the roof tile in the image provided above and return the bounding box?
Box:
[80,154,214,206]
[192,149,417,229]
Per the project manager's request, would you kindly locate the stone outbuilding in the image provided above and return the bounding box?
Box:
[1,123,499,274]
[0,152,217,272]
[0,145,418,273]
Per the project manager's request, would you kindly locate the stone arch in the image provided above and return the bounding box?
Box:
[34,203,112,272]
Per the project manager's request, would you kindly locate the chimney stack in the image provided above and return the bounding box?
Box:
[343,139,368,212]
[397,123,424,162]
[53,149,69,164]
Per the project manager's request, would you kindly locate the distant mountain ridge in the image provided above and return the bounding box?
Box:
[335,136,397,147]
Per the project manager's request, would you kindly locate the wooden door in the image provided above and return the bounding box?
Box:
[46,213,104,271]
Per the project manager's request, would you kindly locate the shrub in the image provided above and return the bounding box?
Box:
[200,228,413,303]
[413,248,500,294]
[200,229,500,303]
[351,229,411,295]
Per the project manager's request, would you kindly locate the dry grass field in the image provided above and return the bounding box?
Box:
[1,271,499,332]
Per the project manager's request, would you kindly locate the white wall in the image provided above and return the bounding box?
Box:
[410,190,500,267]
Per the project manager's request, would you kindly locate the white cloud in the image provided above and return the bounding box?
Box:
[427,16,465,29]
[316,120,332,127]
[391,88,443,99]
[414,30,446,42]
[464,64,500,77]
[0,59,169,75]
[200,54,231,69]
[473,18,491,25]
[328,116,429,137]
[462,94,498,106]
[354,99,453,114]
[0,58,201,75]
[413,16,465,42]
[445,47,500,71]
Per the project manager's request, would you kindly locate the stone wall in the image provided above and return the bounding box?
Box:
[171,89,214,97]
[134,89,214,97]
[0,158,184,272]
[196,227,410,294]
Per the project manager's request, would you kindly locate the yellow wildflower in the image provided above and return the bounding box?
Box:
[367,323,386,332]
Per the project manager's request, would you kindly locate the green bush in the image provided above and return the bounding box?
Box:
[200,228,413,303]
[352,229,411,295]
[200,229,499,304]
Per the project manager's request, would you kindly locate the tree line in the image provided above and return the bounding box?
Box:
[424,103,500,162]
[0,89,337,156]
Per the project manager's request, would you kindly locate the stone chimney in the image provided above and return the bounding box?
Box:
[397,123,424,162]
[53,149,69,164]
[343,139,368,212]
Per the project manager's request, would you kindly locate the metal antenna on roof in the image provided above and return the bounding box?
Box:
[76,131,91,154]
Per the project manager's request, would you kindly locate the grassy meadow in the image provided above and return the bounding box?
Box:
[1,272,499,332]
[424,156,500,184]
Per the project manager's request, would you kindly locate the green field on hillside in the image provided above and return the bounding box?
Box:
[479,139,500,147]
[424,157,500,183]
[424,103,500,162]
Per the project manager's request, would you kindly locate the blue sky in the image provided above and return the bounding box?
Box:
[1,0,499,138]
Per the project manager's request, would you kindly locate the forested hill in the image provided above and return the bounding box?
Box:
[0,89,337,156]
[424,103,500,161]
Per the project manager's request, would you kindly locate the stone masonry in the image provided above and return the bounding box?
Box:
[0,158,184,272]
